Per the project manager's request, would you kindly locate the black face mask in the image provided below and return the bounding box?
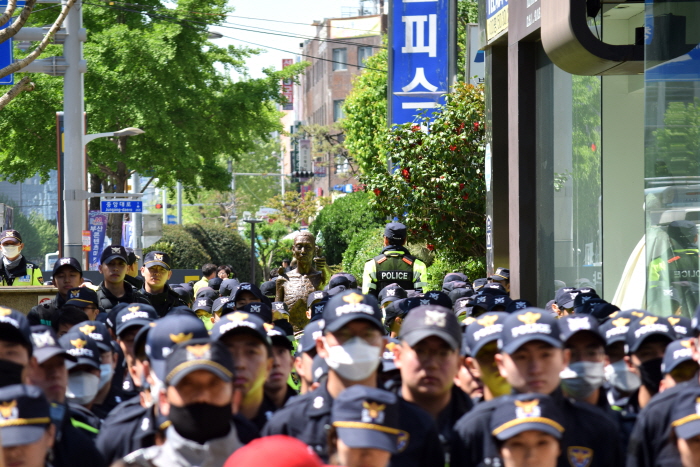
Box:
[168,403,231,444]
[639,358,664,396]
[0,359,24,388]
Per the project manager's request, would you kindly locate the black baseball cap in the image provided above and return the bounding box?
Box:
[312,354,329,384]
[322,290,383,334]
[146,314,209,381]
[71,321,112,353]
[384,222,407,241]
[328,275,352,290]
[489,267,510,281]
[308,290,329,308]
[0,230,22,244]
[626,314,675,354]
[272,302,290,321]
[59,331,101,370]
[505,299,532,314]
[382,338,400,373]
[558,315,605,347]
[212,296,232,314]
[100,245,129,265]
[143,251,171,270]
[447,286,473,305]
[105,302,130,332]
[30,325,76,364]
[260,280,276,298]
[331,385,405,453]
[208,277,223,291]
[309,300,327,323]
[52,257,82,276]
[555,287,577,309]
[0,306,32,357]
[463,312,508,357]
[240,302,273,324]
[498,309,562,354]
[124,248,139,266]
[599,315,635,346]
[443,272,469,284]
[480,283,508,296]
[233,283,268,305]
[398,305,461,350]
[662,338,695,375]
[267,325,294,351]
[164,338,234,386]
[668,316,692,338]
[298,320,325,355]
[421,291,453,309]
[65,287,99,308]
[220,279,241,297]
[671,386,700,440]
[193,297,214,314]
[196,288,219,302]
[115,304,158,337]
[0,385,51,447]
[573,291,600,314]
[211,312,272,348]
[490,393,565,441]
[453,296,475,318]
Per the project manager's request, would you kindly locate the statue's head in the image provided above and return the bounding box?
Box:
[293,232,316,264]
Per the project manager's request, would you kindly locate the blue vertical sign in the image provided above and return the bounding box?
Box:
[391,0,451,125]
[0,20,13,85]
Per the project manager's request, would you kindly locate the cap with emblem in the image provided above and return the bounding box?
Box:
[668,316,692,338]
[489,267,510,282]
[267,324,294,351]
[671,386,700,440]
[220,279,241,297]
[233,283,267,304]
[662,338,696,375]
[626,314,675,354]
[381,337,400,373]
[0,230,22,245]
[298,320,325,355]
[555,288,578,309]
[331,385,406,454]
[196,288,219,302]
[421,291,453,309]
[115,304,158,337]
[398,305,461,350]
[490,393,565,441]
[0,384,52,447]
[208,277,223,292]
[378,285,407,307]
[447,285,473,305]
[453,296,475,319]
[499,309,562,354]
[479,283,509,297]
[383,222,407,241]
[164,338,234,386]
[59,331,101,370]
[211,312,272,348]
[260,280,277,299]
[308,291,329,308]
[444,272,469,285]
[193,297,214,315]
[212,296,232,314]
[309,300,327,323]
[326,275,352,296]
[143,251,171,270]
[100,245,128,265]
[70,321,112,353]
[64,287,99,309]
[30,325,76,364]
[598,315,636,346]
[558,315,605,347]
[322,290,383,335]
[240,302,273,324]
[145,314,209,381]
[463,312,509,357]
[52,257,82,276]
[505,299,532,314]
[223,435,327,467]
[313,355,328,384]
[0,306,32,357]
[472,278,488,291]
[124,248,139,266]
[573,290,601,314]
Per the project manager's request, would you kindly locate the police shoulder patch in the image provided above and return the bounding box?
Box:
[568,446,593,467]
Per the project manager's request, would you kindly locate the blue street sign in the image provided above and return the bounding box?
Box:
[167,214,177,225]
[100,200,143,213]
[391,0,451,124]
[0,20,13,85]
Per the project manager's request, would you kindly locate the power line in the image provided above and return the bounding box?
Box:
[81,1,388,72]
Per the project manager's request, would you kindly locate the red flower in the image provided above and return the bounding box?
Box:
[373,188,381,196]
[462,193,469,200]
[449,145,457,151]
[411,125,420,132]
[426,244,435,251]
[459,183,465,190]
[437,194,443,200]
[473,121,480,131]
[401,168,410,181]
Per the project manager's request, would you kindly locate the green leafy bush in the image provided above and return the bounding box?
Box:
[143,226,211,270]
[425,253,487,291]
[342,227,385,280]
[310,192,386,265]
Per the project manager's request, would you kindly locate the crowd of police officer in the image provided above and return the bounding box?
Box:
[1,223,700,466]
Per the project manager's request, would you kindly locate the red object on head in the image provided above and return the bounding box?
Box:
[223,435,329,467]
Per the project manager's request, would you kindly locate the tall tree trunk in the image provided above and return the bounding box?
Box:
[89,173,102,211]
[106,161,128,244]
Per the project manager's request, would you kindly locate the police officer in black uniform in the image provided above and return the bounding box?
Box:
[138,251,185,317]
[451,308,623,467]
[361,222,428,297]
[96,245,150,314]
[28,257,84,329]
[262,290,444,467]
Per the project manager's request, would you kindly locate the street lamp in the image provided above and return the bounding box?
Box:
[83,127,144,144]
[243,218,263,285]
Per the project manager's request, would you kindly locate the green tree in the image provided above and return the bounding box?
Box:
[266,191,328,228]
[0,0,307,242]
[0,195,58,265]
[242,221,294,280]
[310,192,385,266]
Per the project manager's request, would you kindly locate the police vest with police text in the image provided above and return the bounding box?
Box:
[373,252,416,291]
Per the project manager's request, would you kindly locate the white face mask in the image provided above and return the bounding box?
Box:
[605,359,641,393]
[66,372,100,406]
[323,336,381,382]
[560,361,605,399]
[148,371,165,407]
[98,363,114,391]
[1,245,20,259]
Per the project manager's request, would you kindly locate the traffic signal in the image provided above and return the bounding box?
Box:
[292,171,314,178]
[154,203,173,209]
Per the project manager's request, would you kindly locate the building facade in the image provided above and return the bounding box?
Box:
[482,0,700,316]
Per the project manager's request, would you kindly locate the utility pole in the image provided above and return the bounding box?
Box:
[131,172,142,259]
[62,0,86,260]
[162,187,167,225]
[176,181,183,224]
